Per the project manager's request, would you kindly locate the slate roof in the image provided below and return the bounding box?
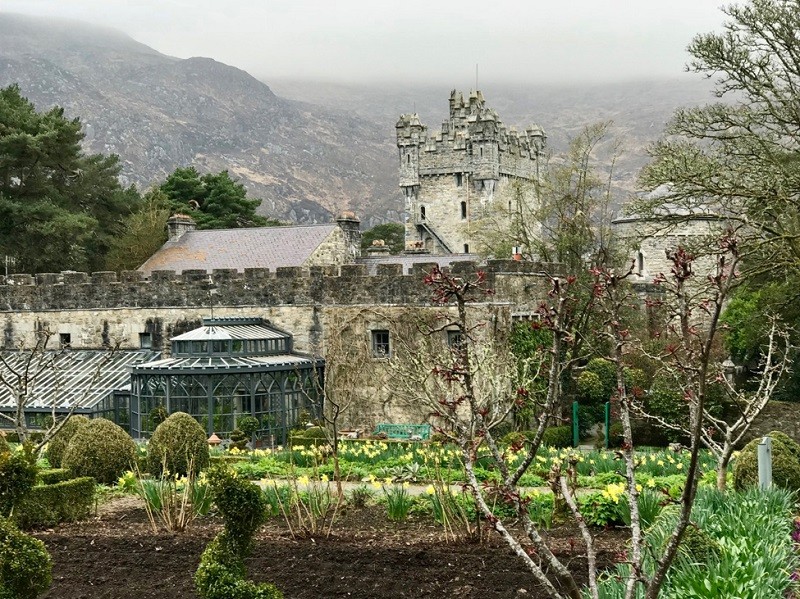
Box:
[139,224,338,275]
[0,350,160,411]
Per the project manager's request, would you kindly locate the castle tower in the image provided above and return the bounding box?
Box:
[396,90,546,255]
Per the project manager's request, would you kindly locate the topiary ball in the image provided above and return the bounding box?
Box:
[45,415,90,468]
[147,412,209,477]
[733,430,800,491]
[0,516,52,598]
[62,418,136,484]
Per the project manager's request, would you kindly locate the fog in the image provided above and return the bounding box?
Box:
[2,0,726,85]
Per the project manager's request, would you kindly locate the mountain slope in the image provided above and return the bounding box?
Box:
[0,13,400,224]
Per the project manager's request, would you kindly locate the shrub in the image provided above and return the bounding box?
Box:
[0,434,8,455]
[607,422,624,448]
[501,431,527,447]
[0,516,52,598]
[678,523,720,564]
[44,415,90,468]
[62,419,136,484]
[149,405,169,429]
[733,431,800,491]
[148,412,210,477]
[37,469,71,485]
[0,445,38,517]
[542,426,572,448]
[237,416,260,438]
[195,468,282,599]
[14,477,95,530]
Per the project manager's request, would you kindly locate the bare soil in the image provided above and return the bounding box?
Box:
[34,497,626,598]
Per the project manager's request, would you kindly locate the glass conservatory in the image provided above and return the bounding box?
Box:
[129,317,324,444]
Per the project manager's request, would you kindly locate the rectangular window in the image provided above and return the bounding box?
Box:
[455,173,463,187]
[139,333,152,349]
[447,330,464,350]
[59,333,71,348]
[371,330,390,358]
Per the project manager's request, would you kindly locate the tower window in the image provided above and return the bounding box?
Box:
[455,173,463,187]
[59,333,71,348]
[636,250,645,275]
[460,201,467,220]
[371,330,391,357]
[406,153,411,165]
[464,244,470,253]
[420,206,426,220]
[447,330,464,350]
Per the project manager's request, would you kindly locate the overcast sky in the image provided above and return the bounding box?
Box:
[3,0,727,85]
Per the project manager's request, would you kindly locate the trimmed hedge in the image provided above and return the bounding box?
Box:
[148,412,210,477]
[0,516,52,598]
[45,415,90,468]
[733,430,800,491]
[542,426,573,448]
[38,469,71,485]
[62,419,136,485]
[14,477,95,530]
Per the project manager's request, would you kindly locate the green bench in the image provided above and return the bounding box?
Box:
[373,423,431,441]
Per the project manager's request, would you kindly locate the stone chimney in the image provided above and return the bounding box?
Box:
[336,211,361,260]
[167,214,196,242]
[366,239,391,258]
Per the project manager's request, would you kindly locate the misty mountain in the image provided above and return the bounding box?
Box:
[0,13,716,225]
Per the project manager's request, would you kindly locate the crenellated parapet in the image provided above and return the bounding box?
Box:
[0,261,558,313]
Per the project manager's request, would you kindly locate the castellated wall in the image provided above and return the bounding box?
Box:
[0,260,553,427]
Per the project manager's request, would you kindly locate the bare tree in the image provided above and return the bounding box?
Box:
[636,316,790,490]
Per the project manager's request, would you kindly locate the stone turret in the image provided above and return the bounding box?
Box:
[396,90,546,256]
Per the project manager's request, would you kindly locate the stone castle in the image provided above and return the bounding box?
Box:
[396,90,546,255]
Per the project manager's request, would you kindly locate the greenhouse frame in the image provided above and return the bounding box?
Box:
[129,317,324,444]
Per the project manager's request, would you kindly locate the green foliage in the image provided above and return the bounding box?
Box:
[585,358,617,400]
[237,416,260,438]
[0,516,52,598]
[618,489,663,531]
[733,431,800,491]
[577,489,626,527]
[0,84,140,273]
[542,426,572,448]
[677,523,720,564]
[62,418,136,484]
[160,167,276,230]
[196,468,281,599]
[577,371,606,405]
[0,436,8,455]
[148,412,210,477]
[383,483,413,521]
[44,415,90,469]
[0,445,38,517]
[37,469,71,485]
[149,405,169,430]
[105,188,170,271]
[14,477,95,530]
[607,422,624,448]
[360,223,405,254]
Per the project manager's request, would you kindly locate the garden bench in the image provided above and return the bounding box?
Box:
[373,423,431,441]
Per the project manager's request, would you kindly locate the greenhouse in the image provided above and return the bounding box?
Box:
[129,317,324,443]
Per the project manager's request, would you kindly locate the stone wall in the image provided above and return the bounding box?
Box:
[0,261,553,426]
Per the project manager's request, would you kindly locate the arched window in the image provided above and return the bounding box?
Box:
[420,206,426,220]
[636,250,645,275]
[460,201,467,220]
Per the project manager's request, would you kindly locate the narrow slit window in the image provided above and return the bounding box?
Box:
[420,206,426,220]
[460,201,467,219]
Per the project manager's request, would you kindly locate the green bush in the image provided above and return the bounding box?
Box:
[44,415,90,468]
[237,416,260,438]
[14,477,95,530]
[678,523,720,564]
[0,516,52,598]
[38,469,71,485]
[542,426,572,448]
[149,405,169,429]
[195,468,282,599]
[0,445,38,517]
[148,412,210,477]
[62,419,136,484]
[733,431,800,491]
[577,371,606,405]
[0,434,9,455]
[607,422,624,448]
[289,426,329,449]
[501,431,527,447]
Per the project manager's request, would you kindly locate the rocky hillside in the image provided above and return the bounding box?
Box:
[0,13,399,225]
[0,13,716,224]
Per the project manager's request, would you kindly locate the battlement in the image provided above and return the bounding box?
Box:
[396,89,546,183]
[0,260,559,312]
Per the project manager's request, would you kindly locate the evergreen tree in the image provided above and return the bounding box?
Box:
[159,166,274,229]
[0,84,137,273]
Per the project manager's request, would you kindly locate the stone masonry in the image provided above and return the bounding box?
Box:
[397,90,546,255]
